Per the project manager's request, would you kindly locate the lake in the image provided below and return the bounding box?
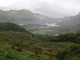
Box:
[42,23,59,27]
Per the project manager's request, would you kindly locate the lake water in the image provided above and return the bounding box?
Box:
[43,23,59,27]
[19,23,59,28]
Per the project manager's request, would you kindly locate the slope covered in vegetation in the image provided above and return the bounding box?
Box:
[0,22,80,60]
[0,22,49,60]
[0,22,26,32]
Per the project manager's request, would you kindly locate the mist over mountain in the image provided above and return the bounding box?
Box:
[59,13,80,26]
[57,13,80,33]
[0,9,54,24]
[0,9,80,34]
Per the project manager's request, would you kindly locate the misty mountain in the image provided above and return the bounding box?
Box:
[0,9,53,24]
[59,13,80,26]
[58,13,80,33]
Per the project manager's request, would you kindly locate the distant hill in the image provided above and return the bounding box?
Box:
[58,13,80,33]
[59,13,80,26]
[0,9,53,24]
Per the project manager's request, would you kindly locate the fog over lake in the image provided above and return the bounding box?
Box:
[20,23,59,28]
[40,23,59,28]
[44,23,59,27]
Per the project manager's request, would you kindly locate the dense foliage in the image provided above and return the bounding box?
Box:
[51,33,80,44]
[56,44,80,60]
[0,32,80,60]
[0,22,27,32]
[36,33,80,43]
[0,22,80,60]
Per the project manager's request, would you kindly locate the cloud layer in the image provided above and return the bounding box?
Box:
[0,0,80,18]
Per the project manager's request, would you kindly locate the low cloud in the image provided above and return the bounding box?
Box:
[0,0,80,18]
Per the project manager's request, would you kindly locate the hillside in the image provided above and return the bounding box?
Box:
[53,13,80,34]
[0,9,53,24]
[59,13,80,27]
[0,22,27,32]
[0,22,80,60]
[0,22,49,60]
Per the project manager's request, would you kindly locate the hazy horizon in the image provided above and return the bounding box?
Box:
[0,0,80,18]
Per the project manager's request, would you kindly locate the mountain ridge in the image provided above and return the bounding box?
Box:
[0,9,54,24]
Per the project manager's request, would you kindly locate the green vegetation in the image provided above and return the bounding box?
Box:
[0,22,27,32]
[0,22,80,60]
[51,33,80,43]
[0,9,80,60]
[56,44,80,60]
[0,22,49,60]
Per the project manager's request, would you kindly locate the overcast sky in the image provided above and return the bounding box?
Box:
[0,0,80,18]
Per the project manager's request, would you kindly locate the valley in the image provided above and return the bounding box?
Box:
[0,0,80,60]
[0,9,79,60]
